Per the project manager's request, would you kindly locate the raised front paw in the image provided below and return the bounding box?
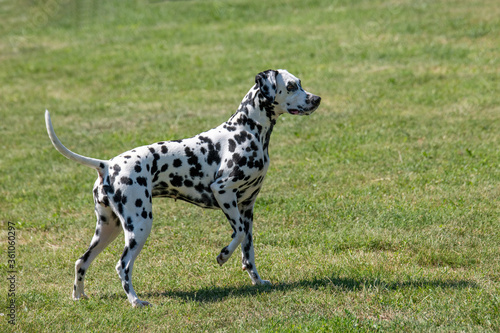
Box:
[217,253,229,266]
[217,246,230,266]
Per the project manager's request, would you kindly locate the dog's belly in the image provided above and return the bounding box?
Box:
[151,174,265,210]
[152,182,219,209]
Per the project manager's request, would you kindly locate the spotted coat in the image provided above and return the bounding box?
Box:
[45,69,321,307]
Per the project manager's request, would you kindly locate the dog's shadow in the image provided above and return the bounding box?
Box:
[140,275,478,304]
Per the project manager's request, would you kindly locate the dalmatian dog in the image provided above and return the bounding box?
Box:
[45,69,321,307]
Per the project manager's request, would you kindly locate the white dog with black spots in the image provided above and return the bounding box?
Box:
[45,69,321,307]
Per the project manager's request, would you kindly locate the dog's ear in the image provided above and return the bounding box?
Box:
[255,69,278,102]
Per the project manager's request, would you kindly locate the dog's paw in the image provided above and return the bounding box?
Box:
[73,282,89,301]
[252,278,271,286]
[72,292,89,301]
[216,253,229,266]
[217,246,231,266]
[132,299,151,308]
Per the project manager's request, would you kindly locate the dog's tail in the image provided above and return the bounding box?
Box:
[45,110,107,172]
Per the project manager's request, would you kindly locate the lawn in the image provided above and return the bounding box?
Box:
[0,0,499,331]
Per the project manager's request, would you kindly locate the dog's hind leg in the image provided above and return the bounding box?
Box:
[73,191,122,300]
[113,196,153,307]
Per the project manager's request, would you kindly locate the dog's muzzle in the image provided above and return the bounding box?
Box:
[288,95,321,115]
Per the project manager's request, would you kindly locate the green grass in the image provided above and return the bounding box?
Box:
[1,0,499,331]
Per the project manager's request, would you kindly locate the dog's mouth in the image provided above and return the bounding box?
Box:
[287,106,318,116]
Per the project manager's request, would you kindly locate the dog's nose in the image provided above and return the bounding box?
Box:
[311,95,321,106]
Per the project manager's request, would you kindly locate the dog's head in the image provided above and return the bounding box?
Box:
[255,69,321,116]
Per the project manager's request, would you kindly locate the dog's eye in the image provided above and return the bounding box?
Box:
[286,82,298,92]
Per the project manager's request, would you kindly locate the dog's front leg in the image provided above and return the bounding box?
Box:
[210,181,246,266]
[239,202,271,285]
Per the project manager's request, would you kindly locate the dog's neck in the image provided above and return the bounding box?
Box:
[228,85,278,151]
[232,86,279,125]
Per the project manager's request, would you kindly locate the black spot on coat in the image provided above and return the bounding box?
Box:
[121,177,133,185]
[170,175,183,187]
[173,159,183,167]
[137,177,147,186]
[228,139,236,152]
[129,238,137,249]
